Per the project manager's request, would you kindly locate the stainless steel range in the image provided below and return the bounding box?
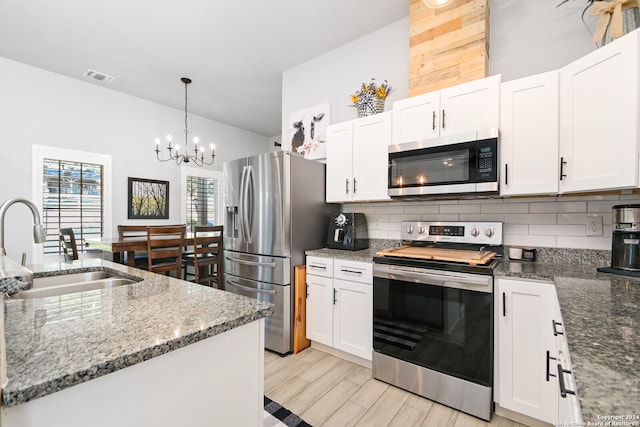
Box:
[372,221,503,421]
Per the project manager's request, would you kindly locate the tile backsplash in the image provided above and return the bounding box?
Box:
[342,194,640,250]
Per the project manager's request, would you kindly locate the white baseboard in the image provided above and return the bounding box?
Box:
[310,342,372,369]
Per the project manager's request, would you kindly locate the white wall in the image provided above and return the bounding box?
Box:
[281,17,410,141]
[490,0,599,82]
[0,57,268,263]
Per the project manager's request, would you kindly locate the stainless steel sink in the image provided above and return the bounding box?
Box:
[10,271,141,299]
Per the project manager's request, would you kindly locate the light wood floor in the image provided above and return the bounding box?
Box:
[264,348,526,427]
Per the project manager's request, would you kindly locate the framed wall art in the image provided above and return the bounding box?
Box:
[127,177,169,219]
[286,102,330,160]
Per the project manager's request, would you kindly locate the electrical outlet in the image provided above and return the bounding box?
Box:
[586,215,603,236]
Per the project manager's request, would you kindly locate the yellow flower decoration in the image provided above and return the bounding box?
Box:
[349,78,393,112]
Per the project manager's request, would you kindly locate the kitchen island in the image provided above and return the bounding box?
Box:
[0,257,273,427]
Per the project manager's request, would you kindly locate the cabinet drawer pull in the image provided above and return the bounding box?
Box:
[552,320,564,336]
[557,364,576,398]
[546,350,557,381]
[308,264,327,270]
[341,268,363,275]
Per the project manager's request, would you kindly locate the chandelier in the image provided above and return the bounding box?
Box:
[154,77,215,166]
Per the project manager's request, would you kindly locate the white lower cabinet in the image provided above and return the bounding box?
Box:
[496,278,558,424]
[306,256,372,361]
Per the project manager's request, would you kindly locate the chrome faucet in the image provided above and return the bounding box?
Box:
[0,198,47,256]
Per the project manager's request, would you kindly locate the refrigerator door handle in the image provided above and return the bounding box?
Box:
[226,279,278,295]
[226,255,277,268]
[238,166,248,243]
[245,165,254,244]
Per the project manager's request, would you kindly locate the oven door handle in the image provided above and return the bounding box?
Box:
[373,265,492,292]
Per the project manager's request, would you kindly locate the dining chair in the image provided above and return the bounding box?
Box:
[118,225,149,267]
[59,228,79,261]
[182,225,223,287]
[146,225,186,277]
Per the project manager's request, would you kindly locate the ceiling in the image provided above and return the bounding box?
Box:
[0,0,409,137]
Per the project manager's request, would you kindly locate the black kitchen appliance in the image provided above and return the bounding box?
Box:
[373,221,503,421]
[326,212,368,251]
[599,205,640,275]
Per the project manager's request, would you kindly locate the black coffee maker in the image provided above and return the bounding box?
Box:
[326,213,369,251]
[611,204,640,270]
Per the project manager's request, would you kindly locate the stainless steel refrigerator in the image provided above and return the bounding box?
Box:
[223,151,334,354]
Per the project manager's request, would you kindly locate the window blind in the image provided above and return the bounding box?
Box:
[185,175,219,227]
[42,159,104,256]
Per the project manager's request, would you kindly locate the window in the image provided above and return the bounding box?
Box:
[33,146,112,263]
[181,168,222,228]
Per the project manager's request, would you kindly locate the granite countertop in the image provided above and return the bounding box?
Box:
[495,260,640,422]
[305,247,381,263]
[1,257,273,407]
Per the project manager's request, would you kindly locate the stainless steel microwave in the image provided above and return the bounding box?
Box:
[388,129,499,198]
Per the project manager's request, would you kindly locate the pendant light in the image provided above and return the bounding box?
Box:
[154,77,215,166]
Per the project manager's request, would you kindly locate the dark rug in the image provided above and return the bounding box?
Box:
[264,396,312,427]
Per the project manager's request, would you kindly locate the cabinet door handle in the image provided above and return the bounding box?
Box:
[353,178,357,194]
[546,350,557,381]
[560,157,567,180]
[333,288,337,305]
[557,364,576,398]
[502,292,506,316]
[442,109,446,129]
[432,110,436,130]
[505,163,509,186]
[345,178,350,194]
[552,320,564,336]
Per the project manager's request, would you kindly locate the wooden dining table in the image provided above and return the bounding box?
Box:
[85,233,215,267]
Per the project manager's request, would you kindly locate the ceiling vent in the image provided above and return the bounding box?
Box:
[84,69,115,83]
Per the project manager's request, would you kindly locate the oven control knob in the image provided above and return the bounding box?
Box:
[485,228,495,238]
[406,225,414,235]
[470,227,479,237]
[418,226,426,235]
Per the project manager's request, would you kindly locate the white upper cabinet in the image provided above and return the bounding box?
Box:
[500,71,559,196]
[326,121,354,203]
[559,29,640,193]
[326,111,392,203]
[392,75,500,145]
